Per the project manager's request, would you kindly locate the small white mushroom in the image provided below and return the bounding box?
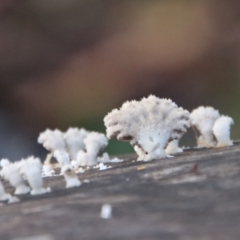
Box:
[61,165,81,188]
[190,106,220,148]
[0,160,30,195]
[100,204,112,219]
[83,132,108,165]
[75,150,90,167]
[38,129,65,153]
[73,133,109,167]
[104,95,190,161]
[110,157,123,163]
[191,106,234,148]
[19,157,51,195]
[213,116,234,147]
[64,128,89,160]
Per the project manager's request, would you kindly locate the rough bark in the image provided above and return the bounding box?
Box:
[1,143,240,240]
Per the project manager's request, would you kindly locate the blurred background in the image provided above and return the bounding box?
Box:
[1,0,240,160]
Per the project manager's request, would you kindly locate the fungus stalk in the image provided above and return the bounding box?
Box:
[165,139,183,155]
[61,165,81,188]
[19,157,51,195]
[213,116,234,147]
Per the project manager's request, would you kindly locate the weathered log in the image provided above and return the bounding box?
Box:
[1,143,240,240]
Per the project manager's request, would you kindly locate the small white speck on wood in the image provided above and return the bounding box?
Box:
[100,204,112,219]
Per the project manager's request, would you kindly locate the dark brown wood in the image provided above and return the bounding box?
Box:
[1,143,240,240]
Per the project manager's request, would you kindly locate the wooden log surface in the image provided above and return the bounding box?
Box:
[1,143,240,240]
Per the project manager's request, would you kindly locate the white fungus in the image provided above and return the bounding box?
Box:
[190,106,220,147]
[134,145,146,160]
[98,163,111,171]
[71,160,79,169]
[110,157,123,163]
[38,129,65,152]
[97,153,111,163]
[104,95,190,161]
[165,139,183,155]
[64,128,89,160]
[97,153,123,163]
[100,204,112,219]
[137,126,171,160]
[39,127,108,167]
[0,159,30,195]
[83,132,108,165]
[213,116,234,147]
[42,165,55,177]
[54,151,81,188]
[75,150,88,167]
[0,158,11,168]
[19,157,51,195]
[71,160,86,173]
[8,195,20,204]
[190,106,234,148]
[98,153,123,163]
[74,150,92,167]
[74,132,109,167]
[53,150,70,167]
[61,165,81,188]
[75,167,85,174]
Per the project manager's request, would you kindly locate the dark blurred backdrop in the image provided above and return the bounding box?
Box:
[1,0,240,160]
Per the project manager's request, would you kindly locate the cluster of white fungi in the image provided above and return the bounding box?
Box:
[0,95,234,203]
